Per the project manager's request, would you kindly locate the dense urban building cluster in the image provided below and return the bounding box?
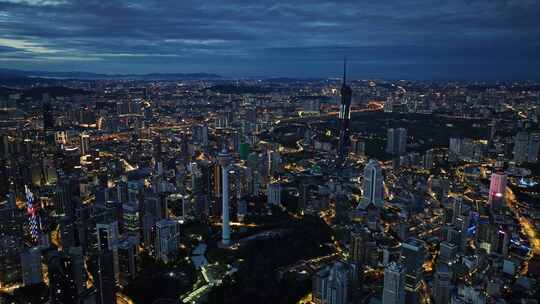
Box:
[0,73,539,304]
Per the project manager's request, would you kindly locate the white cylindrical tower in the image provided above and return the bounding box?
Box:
[218,148,232,246]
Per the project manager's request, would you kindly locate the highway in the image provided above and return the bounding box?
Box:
[506,187,540,255]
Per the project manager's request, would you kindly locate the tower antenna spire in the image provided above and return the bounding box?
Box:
[343,57,347,84]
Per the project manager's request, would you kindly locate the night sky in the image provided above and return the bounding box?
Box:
[1,0,539,79]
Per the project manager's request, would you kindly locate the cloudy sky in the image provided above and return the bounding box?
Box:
[0,0,539,79]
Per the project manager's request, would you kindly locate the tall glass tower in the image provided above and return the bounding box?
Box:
[337,60,352,164]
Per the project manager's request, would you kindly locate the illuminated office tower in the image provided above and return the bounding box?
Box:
[360,159,384,208]
[382,262,405,304]
[384,97,394,113]
[25,185,41,243]
[67,246,87,295]
[80,132,90,156]
[152,135,163,175]
[55,179,75,217]
[476,215,491,250]
[237,199,247,222]
[96,221,119,252]
[42,93,54,131]
[267,180,282,206]
[155,219,181,263]
[218,147,232,246]
[127,180,142,203]
[433,265,451,304]
[423,149,434,169]
[47,248,86,304]
[117,237,137,285]
[142,214,156,249]
[528,132,540,163]
[513,131,529,163]
[488,170,507,213]
[312,261,349,304]
[490,227,509,256]
[438,241,458,266]
[488,171,507,201]
[21,247,43,286]
[350,227,371,266]
[448,138,461,160]
[122,202,140,241]
[232,130,241,153]
[96,221,119,281]
[193,124,208,147]
[401,238,426,304]
[116,179,129,204]
[488,119,497,146]
[337,60,353,164]
[212,161,222,199]
[48,251,78,304]
[143,194,166,220]
[5,191,16,209]
[54,131,69,145]
[386,128,407,155]
[267,150,282,175]
[92,249,116,304]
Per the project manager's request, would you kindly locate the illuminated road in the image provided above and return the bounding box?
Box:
[506,188,540,255]
[212,221,258,228]
[277,104,383,124]
[117,291,135,304]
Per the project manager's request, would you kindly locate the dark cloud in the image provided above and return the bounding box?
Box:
[0,0,539,79]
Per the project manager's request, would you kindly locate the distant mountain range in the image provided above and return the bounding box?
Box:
[0,86,89,99]
[0,68,221,80]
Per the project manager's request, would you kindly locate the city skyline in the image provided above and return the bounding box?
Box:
[1,0,540,79]
[1,1,540,304]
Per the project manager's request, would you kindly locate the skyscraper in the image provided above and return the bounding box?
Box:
[47,248,86,304]
[488,119,497,147]
[267,150,282,175]
[433,265,451,304]
[513,131,529,163]
[218,147,232,246]
[490,226,509,256]
[488,170,507,213]
[423,149,434,169]
[155,219,180,263]
[96,221,119,252]
[382,262,405,304]
[152,135,163,175]
[92,249,116,304]
[488,171,507,200]
[25,185,41,243]
[42,93,54,131]
[21,247,43,286]
[350,227,371,265]
[360,159,384,208]
[96,221,120,281]
[55,179,74,217]
[193,124,209,147]
[117,237,137,285]
[386,128,407,155]
[67,246,87,295]
[122,202,140,241]
[438,241,458,266]
[267,180,282,206]
[312,261,349,304]
[48,252,77,304]
[80,133,90,156]
[401,238,426,304]
[337,60,353,164]
[528,132,540,163]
